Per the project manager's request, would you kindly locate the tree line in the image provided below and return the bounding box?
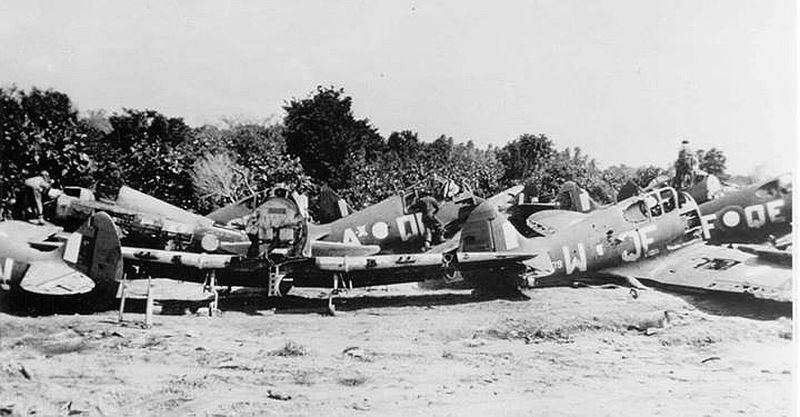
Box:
[0,85,729,219]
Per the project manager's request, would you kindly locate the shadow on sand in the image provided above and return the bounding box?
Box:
[638,282,792,321]
[150,289,522,316]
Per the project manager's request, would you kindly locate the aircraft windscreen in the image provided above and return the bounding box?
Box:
[754,180,781,199]
[623,200,649,223]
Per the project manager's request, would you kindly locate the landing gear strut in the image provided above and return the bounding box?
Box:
[203,270,219,317]
[326,273,341,316]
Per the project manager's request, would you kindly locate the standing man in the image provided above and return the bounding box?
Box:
[24,170,53,224]
[411,192,445,250]
[673,140,697,191]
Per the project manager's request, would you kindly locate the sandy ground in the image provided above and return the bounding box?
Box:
[0,281,794,417]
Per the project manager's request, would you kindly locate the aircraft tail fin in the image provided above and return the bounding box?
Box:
[556,181,599,213]
[315,186,349,223]
[23,212,124,296]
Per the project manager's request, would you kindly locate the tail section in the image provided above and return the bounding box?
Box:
[66,212,124,286]
[21,213,123,296]
[315,186,349,223]
[555,181,598,213]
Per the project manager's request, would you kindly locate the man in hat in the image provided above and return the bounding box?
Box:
[24,170,53,224]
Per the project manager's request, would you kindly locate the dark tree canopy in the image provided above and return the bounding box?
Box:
[0,84,745,219]
[0,87,95,212]
[88,109,196,207]
[497,133,555,186]
[696,147,727,178]
[283,86,384,189]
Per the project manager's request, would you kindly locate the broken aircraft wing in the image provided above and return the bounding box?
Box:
[600,241,792,302]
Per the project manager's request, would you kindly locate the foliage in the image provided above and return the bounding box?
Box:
[1,84,739,220]
[191,152,250,209]
[521,147,615,204]
[87,109,197,208]
[633,165,669,188]
[188,122,312,212]
[0,87,95,213]
[283,86,384,190]
[601,164,637,193]
[338,134,505,209]
[497,134,555,186]
[696,147,727,178]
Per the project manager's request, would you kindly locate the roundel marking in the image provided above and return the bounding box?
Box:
[721,210,741,228]
[372,222,389,240]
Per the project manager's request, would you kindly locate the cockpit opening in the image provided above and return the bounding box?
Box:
[622,187,682,223]
[755,176,792,199]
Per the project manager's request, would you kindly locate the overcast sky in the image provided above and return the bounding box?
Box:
[0,0,795,175]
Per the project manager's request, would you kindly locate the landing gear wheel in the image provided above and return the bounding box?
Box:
[629,288,639,299]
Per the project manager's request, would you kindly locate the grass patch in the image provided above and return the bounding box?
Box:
[338,375,367,387]
[292,370,318,386]
[141,336,167,349]
[37,340,91,356]
[269,341,309,357]
[660,332,720,347]
[482,311,676,344]
[13,336,91,356]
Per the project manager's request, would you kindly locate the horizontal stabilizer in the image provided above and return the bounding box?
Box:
[18,212,122,296]
[20,261,95,295]
[0,221,61,251]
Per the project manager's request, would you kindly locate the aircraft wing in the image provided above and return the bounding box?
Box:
[20,260,95,295]
[0,220,61,246]
[314,251,535,272]
[427,231,462,254]
[601,242,792,302]
[487,185,524,208]
[310,240,381,257]
[122,246,534,277]
[736,244,792,266]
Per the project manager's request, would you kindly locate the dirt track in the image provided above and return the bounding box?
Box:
[0,282,793,416]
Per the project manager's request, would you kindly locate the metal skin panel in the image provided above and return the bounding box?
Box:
[459,184,791,301]
[461,187,702,282]
[0,213,123,297]
[605,241,792,302]
[698,175,792,244]
[320,189,484,253]
[116,186,212,227]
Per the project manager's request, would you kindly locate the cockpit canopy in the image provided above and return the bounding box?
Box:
[622,187,686,223]
[755,174,792,199]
